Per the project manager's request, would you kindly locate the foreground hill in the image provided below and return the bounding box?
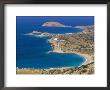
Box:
[17,62,94,74]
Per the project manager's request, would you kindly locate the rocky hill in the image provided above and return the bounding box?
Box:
[42,21,71,27]
[17,62,94,74]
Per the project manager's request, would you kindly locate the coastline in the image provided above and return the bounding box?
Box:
[52,48,93,66]
[16,48,94,74]
[16,37,94,74]
[16,25,94,74]
[49,38,94,67]
[16,61,94,74]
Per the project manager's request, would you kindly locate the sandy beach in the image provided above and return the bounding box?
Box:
[49,38,94,66]
[16,37,94,74]
[52,49,94,65]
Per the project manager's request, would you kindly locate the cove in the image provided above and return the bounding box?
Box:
[16,35,85,69]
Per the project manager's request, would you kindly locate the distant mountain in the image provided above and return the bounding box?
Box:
[42,21,71,27]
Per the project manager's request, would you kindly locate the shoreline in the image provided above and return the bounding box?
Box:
[26,30,94,67]
[48,38,94,67]
[16,27,94,74]
[16,51,93,70]
[16,61,94,74]
[16,37,94,70]
[52,49,93,66]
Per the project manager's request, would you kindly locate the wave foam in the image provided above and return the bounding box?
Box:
[34,34,47,38]
[24,33,48,38]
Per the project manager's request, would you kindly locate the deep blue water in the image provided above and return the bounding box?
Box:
[16,16,94,69]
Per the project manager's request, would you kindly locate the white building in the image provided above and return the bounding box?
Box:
[54,38,58,40]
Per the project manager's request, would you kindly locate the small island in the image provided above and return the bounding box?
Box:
[17,24,94,74]
[42,21,72,27]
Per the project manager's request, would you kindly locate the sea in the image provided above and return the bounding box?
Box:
[16,16,94,69]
